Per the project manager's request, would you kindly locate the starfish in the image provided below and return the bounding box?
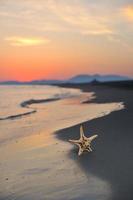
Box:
[69,125,98,156]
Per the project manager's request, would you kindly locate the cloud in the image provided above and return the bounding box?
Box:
[1,0,133,48]
[45,1,114,36]
[82,29,113,35]
[4,36,50,46]
[0,0,115,36]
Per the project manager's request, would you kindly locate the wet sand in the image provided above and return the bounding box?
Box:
[56,84,133,200]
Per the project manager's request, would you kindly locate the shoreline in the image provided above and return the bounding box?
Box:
[55,84,133,200]
[0,83,133,200]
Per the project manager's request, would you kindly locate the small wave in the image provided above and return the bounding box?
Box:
[0,110,36,120]
[21,97,60,108]
[0,97,60,121]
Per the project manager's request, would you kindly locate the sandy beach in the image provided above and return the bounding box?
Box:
[0,84,132,200]
[56,83,133,200]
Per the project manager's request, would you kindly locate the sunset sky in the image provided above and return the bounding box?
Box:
[0,0,133,81]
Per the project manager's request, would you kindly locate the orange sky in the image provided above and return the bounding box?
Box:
[0,0,133,81]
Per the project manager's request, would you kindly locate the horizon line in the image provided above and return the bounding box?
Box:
[0,73,132,83]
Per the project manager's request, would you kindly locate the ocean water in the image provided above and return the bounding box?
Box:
[0,85,124,200]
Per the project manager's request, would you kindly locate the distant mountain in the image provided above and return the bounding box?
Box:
[28,79,64,85]
[68,75,94,83]
[67,74,131,83]
[0,74,132,85]
[0,80,64,85]
[0,81,21,85]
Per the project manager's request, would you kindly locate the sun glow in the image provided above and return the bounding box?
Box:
[5,37,50,46]
[123,5,133,20]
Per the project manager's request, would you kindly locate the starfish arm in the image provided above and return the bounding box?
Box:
[88,146,92,152]
[69,139,80,144]
[78,145,83,156]
[80,125,85,140]
[88,134,98,142]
